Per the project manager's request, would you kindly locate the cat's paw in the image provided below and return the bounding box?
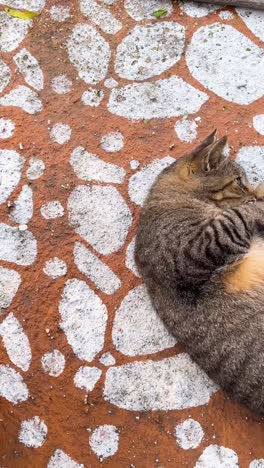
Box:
[254,184,264,200]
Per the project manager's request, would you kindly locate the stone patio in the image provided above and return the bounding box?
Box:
[0,0,264,466]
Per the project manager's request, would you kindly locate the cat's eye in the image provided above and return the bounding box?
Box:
[236,177,247,191]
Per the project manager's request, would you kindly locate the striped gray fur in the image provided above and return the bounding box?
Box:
[135,131,264,415]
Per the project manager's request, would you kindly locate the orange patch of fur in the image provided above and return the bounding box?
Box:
[224,239,264,293]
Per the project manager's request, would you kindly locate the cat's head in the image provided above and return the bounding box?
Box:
[163,130,261,208]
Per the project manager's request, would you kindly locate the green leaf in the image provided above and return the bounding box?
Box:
[4,5,41,19]
[152,9,167,18]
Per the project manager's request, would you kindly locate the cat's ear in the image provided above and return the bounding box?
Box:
[192,129,217,156]
[190,133,227,172]
[203,136,228,172]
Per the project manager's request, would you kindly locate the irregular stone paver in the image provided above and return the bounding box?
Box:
[237,8,264,41]
[49,5,71,22]
[41,350,65,376]
[112,285,176,356]
[81,88,105,106]
[99,352,116,366]
[0,60,11,93]
[108,76,209,120]
[40,200,64,219]
[14,49,44,91]
[67,24,110,84]
[0,118,15,139]
[0,1,264,466]
[68,185,132,254]
[74,241,121,294]
[100,131,124,153]
[0,267,21,311]
[236,146,264,185]
[59,278,107,362]
[175,118,198,143]
[115,22,185,80]
[128,156,175,206]
[250,461,264,468]
[0,86,42,114]
[74,366,102,392]
[175,419,204,450]
[47,449,84,468]
[0,150,24,204]
[89,425,119,459]
[179,1,219,17]
[219,10,234,20]
[104,354,218,411]
[0,365,28,404]
[43,257,67,279]
[0,224,37,266]
[253,115,264,136]
[80,0,122,35]
[19,416,48,448]
[9,185,33,225]
[124,0,173,20]
[0,313,31,371]
[70,146,125,183]
[3,0,45,11]
[194,445,239,468]
[49,123,72,145]
[26,158,45,180]
[186,24,264,105]
[51,75,72,94]
[0,12,31,52]
[125,237,140,277]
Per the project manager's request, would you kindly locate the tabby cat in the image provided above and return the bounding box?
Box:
[135,130,264,415]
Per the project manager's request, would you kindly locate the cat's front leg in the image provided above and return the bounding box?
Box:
[254,200,264,236]
[248,200,264,234]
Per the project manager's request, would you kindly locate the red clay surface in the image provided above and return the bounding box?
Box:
[0,0,264,466]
